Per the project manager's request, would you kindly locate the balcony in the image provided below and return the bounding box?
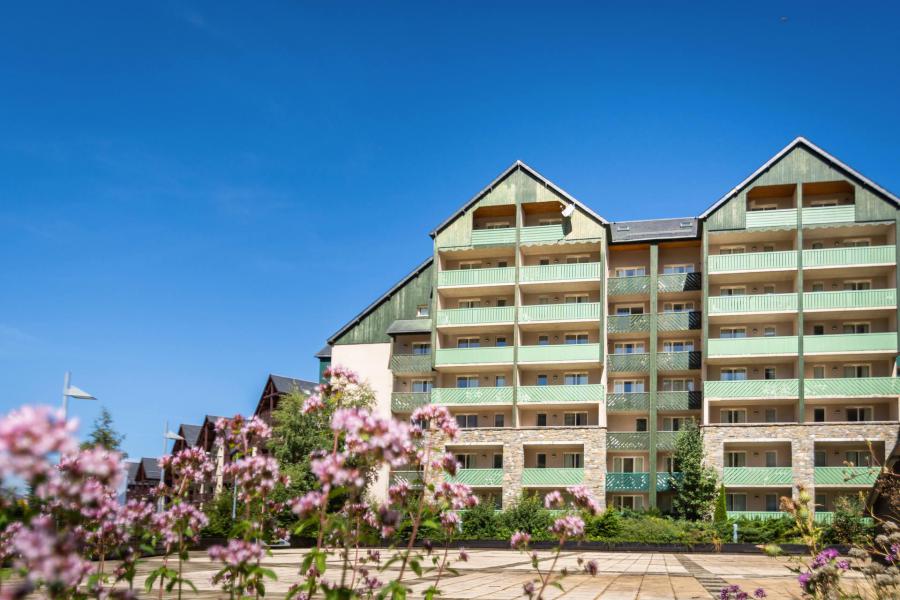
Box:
[708,250,797,274]
[657,311,701,331]
[471,227,516,246]
[438,267,515,288]
[520,262,601,283]
[389,471,423,487]
[391,392,430,412]
[704,379,799,400]
[522,468,584,487]
[607,353,650,373]
[804,332,897,355]
[517,384,603,404]
[746,208,797,229]
[656,472,683,492]
[389,353,432,374]
[431,387,513,406]
[608,276,650,297]
[708,293,798,315]
[658,272,701,293]
[517,343,602,364]
[803,245,894,269]
[723,467,793,486]
[520,302,601,323]
[520,224,565,244]
[657,391,703,411]
[657,351,702,371]
[606,472,649,492]
[434,347,514,366]
[606,392,650,412]
[656,431,679,451]
[814,512,874,525]
[727,511,787,521]
[708,336,798,358]
[804,377,900,398]
[607,432,649,450]
[446,468,504,487]
[607,314,650,334]
[803,289,896,312]
[436,306,515,327]
[802,205,855,225]
[814,466,880,487]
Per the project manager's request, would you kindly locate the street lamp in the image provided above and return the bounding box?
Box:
[62,371,96,420]
[158,421,183,513]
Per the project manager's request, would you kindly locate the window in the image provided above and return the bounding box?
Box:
[484,221,509,229]
[763,284,776,294]
[538,295,551,305]
[539,217,562,225]
[750,202,778,211]
[493,454,503,468]
[564,372,589,385]
[814,451,828,467]
[455,414,478,428]
[613,456,644,472]
[810,199,839,207]
[815,493,828,510]
[564,294,589,304]
[614,379,645,393]
[811,282,825,292]
[721,409,747,424]
[536,374,548,386]
[564,412,588,426]
[457,337,480,349]
[613,495,644,510]
[662,417,693,431]
[416,304,430,317]
[412,380,433,393]
[454,454,475,469]
[765,494,778,512]
[459,261,481,270]
[845,451,873,467]
[495,336,508,347]
[846,406,873,422]
[663,264,695,274]
[564,333,589,345]
[844,238,871,247]
[496,298,508,307]
[494,414,505,427]
[812,365,826,379]
[456,376,479,388]
[615,267,647,277]
[663,340,694,352]
[812,324,825,336]
[811,242,825,250]
[539,258,551,266]
[563,453,583,468]
[616,305,644,315]
[726,452,747,467]
[720,286,746,296]
[763,326,777,337]
[765,451,778,468]
[762,244,776,252]
[566,255,591,264]
[663,302,694,312]
[843,364,871,378]
[720,327,746,339]
[536,453,547,468]
[614,342,646,354]
[664,456,679,472]
[495,375,507,387]
[844,280,872,291]
[726,493,747,512]
[662,378,694,392]
[536,414,547,427]
[458,299,481,309]
[719,246,746,255]
[813,408,826,423]
[636,418,648,432]
[720,368,747,381]
[538,335,550,346]
[842,322,870,334]
[496,260,508,268]
[764,367,777,380]
[412,342,431,355]
[765,408,778,423]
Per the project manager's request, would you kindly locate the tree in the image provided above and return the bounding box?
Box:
[714,484,728,524]
[81,407,126,455]
[669,421,718,521]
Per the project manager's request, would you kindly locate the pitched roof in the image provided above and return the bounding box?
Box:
[609,217,699,243]
[700,136,900,219]
[430,160,608,238]
[178,424,202,448]
[386,319,433,335]
[270,374,317,396]
[315,345,332,359]
[140,457,161,481]
[125,461,139,485]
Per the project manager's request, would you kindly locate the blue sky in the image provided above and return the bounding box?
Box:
[1,1,899,461]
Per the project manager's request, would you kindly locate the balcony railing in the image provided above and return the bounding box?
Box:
[804,377,900,398]
[804,332,897,355]
[656,472,683,492]
[803,245,894,269]
[438,266,516,287]
[708,336,798,357]
[814,466,880,487]
[391,392,431,412]
[656,431,679,451]
[446,468,504,487]
[723,467,793,486]
[607,275,650,296]
[389,353,432,374]
[657,351,702,371]
[802,205,855,225]
[520,302,601,323]
[606,472,649,492]
[607,432,649,450]
[658,272,701,293]
[431,387,513,406]
[607,353,650,373]
[657,391,703,411]
[517,343,602,364]
[471,228,516,246]
[803,289,896,311]
[389,471,423,487]
[520,262,601,283]
[436,306,515,326]
[709,250,798,274]
[522,468,584,487]
[607,314,650,334]
[606,392,650,412]
[657,311,701,331]
[708,293,798,315]
[746,208,797,228]
[727,511,788,521]
[704,379,800,400]
[814,512,874,525]
[517,384,603,404]
[434,347,514,366]
[520,224,565,244]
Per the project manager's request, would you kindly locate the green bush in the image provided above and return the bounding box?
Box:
[822,496,874,545]
[585,509,622,540]
[713,484,728,524]
[461,498,502,539]
[732,516,798,544]
[498,494,553,540]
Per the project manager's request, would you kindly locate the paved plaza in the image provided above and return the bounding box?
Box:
[130,547,872,599]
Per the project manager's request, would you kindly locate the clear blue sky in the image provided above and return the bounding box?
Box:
[1,1,899,461]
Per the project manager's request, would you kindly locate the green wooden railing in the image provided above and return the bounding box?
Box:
[728,511,787,521]
[804,377,900,398]
[814,466,880,487]
[658,272,701,293]
[814,512,874,525]
[607,314,650,334]
[517,384,603,404]
[520,224,565,244]
[703,379,800,400]
[708,336,798,357]
[802,245,894,268]
[802,205,855,225]
[434,347,514,366]
[436,306,515,326]
[656,472,683,492]
[471,228,516,246]
[607,353,650,373]
[708,250,798,273]
[391,392,431,412]
[607,432,650,450]
[519,262,601,282]
[438,266,516,287]
[657,311,701,331]
[517,343,602,364]
[447,469,504,487]
[389,471,423,487]
[723,467,793,486]
[522,468,584,486]
[708,293,798,315]
[389,353,432,374]
[431,387,514,406]
[656,431,679,451]
[606,393,650,412]
[746,208,797,228]
[606,472,649,492]
[519,303,601,323]
[657,391,702,411]
[804,332,897,355]
[803,289,896,311]
[607,276,650,296]
[657,351,702,371]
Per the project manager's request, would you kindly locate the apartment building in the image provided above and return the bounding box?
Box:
[319,137,900,520]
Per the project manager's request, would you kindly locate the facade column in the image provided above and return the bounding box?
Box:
[649,243,659,508]
[797,183,806,424]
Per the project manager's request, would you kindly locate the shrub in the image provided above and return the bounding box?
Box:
[585,509,622,540]
[461,498,501,539]
[713,484,728,524]
[823,496,874,545]
[733,516,798,544]
[499,494,553,540]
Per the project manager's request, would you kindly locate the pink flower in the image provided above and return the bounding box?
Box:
[410,405,459,439]
[208,539,264,567]
[549,515,585,539]
[290,491,326,517]
[544,490,564,509]
[567,485,601,515]
[0,406,77,482]
[302,394,325,414]
[434,481,479,510]
[153,502,209,545]
[510,530,531,550]
[10,515,92,590]
[458,549,469,562]
[440,511,461,533]
[388,480,411,504]
[584,559,598,575]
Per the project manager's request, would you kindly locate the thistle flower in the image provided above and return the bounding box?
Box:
[510,530,531,550]
[549,515,585,539]
[544,490,564,509]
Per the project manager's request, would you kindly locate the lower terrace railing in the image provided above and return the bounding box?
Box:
[446,469,504,487]
[723,467,793,486]
[606,472,649,492]
[390,392,431,412]
[521,468,584,487]
[814,466,880,487]
[656,472,683,492]
[656,431,679,451]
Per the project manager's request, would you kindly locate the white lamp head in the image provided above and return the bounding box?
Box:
[561,204,575,218]
[165,431,184,441]
[65,385,96,400]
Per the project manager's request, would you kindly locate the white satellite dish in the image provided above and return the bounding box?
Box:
[561,204,575,218]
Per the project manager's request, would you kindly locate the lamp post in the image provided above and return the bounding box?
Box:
[158,421,184,513]
[61,371,96,420]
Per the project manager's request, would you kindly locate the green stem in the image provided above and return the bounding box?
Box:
[536,538,565,600]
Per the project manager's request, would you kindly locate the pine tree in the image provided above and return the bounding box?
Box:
[670,420,718,520]
[713,484,728,524]
[81,407,126,456]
